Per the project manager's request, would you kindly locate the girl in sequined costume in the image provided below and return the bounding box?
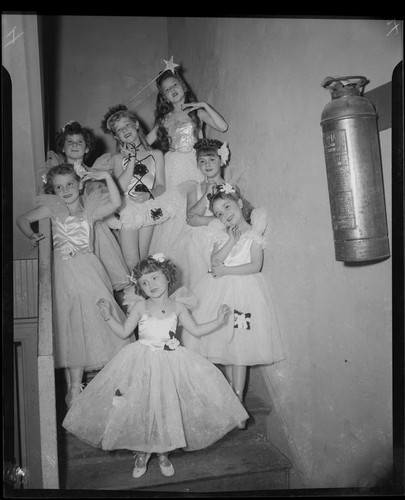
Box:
[146,69,228,279]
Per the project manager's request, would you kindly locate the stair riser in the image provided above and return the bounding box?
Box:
[135,470,290,492]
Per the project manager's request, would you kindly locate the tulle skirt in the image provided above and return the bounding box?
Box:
[149,150,204,269]
[92,220,129,291]
[53,251,131,370]
[182,273,286,366]
[62,341,248,453]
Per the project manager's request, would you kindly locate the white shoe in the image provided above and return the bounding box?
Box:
[132,453,151,479]
[158,454,175,477]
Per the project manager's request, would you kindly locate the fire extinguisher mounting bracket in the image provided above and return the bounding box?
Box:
[321,76,369,96]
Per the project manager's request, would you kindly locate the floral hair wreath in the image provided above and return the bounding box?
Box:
[219,183,235,194]
[151,252,165,263]
[126,253,166,284]
[206,183,236,202]
[218,142,230,166]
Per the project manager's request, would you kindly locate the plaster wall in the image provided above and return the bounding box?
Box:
[166,17,401,488]
[54,15,167,154]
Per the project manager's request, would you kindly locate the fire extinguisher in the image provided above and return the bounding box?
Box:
[320,75,390,262]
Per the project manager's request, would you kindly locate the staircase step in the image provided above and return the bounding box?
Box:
[64,432,291,491]
[57,375,288,492]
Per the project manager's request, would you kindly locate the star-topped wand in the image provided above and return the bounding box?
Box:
[127,56,180,103]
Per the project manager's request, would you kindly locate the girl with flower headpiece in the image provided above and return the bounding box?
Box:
[171,138,229,289]
[16,164,133,408]
[42,121,130,302]
[181,185,285,424]
[62,254,248,479]
[146,68,228,274]
[97,105,173,271]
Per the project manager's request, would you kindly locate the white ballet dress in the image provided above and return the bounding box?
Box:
[181,208,286,366]
[62,301,249,453]
[149,112,204,268]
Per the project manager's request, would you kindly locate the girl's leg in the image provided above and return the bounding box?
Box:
[224,364,233,386]
[120,227,140,270]
[232,365,248,429]
[138,226,154,260]
[65,367,85,408]
[232,365,247,402]
[64,368,72,389]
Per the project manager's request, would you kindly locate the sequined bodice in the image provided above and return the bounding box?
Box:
[52,215,92,259]
[165,112,198,153]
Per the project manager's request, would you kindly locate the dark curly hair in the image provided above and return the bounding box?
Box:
[130,255,177,298]
[100,104,150,151]
[207,184,255,224]
[43,164,81,195]
[153,70,201,153]
[54,121,95,160]
[194,138,224,156]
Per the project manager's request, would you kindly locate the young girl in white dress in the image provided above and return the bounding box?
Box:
[62,254,248,479]
[16,164,132,407]
[98,104,172,270]
[173,138,229,289]
[181,184,285,412]
[146,69,228,278]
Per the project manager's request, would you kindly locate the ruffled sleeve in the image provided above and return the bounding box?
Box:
[171,286,199,311]
[250,207,268,248]
[83,188,115,222]
[123,285,144,313]
[91,153,116,173]
[34,194,70,221]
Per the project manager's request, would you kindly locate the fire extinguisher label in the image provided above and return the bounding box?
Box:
[323,129,356,230]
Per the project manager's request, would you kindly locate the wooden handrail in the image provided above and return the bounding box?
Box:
[37,218,59,488]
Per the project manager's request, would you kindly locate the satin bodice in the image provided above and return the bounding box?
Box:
[52,215,92,260]
[165,112,198,153]
[137,311,179,351]
[223,235,255,267]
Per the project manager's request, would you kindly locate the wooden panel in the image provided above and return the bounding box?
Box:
[38,355,59,489]
[37,218,59,489]
[38,220,54,357]
[13,260,38,319]
[14,319,42,488]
